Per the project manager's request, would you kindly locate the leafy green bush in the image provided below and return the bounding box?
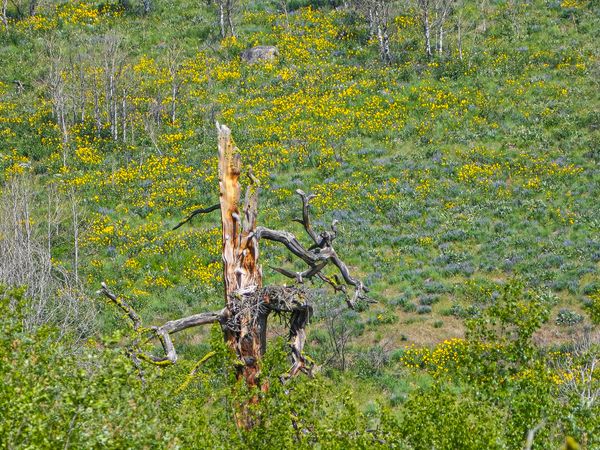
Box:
[584,292,600,324]
[416,305,432,314]
[1,285,411,448]
[0,285,184,448]
[465,279,551,362]
[399,384,505,449]
[556,308,584,326]
[397,279,599,448]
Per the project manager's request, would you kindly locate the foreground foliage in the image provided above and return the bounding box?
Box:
[0,285,404,448]
[2,284,598,448]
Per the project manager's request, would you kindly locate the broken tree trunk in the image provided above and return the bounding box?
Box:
[99,123,369,397]
[217,123,265,387]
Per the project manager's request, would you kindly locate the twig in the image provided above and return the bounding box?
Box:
[172,203,220,230]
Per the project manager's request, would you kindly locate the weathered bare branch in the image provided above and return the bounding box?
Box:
[172,204,220,230]
[161,310,224,333]
[255,216,369,308]
[524,419,546,450]
[256,226,323,265]
[286,304,313,378]
[98,282,142,330]
[98,282,223,366]
[329,252,368,305]
[557,331,600,408]
[256,286,314,379]
[293,189,319,244]
[270,266,300,280]
[271,261,328,284]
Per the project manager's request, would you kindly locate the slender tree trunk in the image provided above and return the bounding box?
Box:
[55,88,69,166]
[438,24,443,56]
[70,190,79,283]
[23,185,32,272]
[111,74,118,140]
[1,0,8,31]
[219,2,226,38]
[102,34,123,141]
[78,56,86,123]
[170,83,178,125]
[480,0,488,34]
[372,6,391,64]
[59,109,68,150]
[226,0,235,37]
[367,8,375,37]
[423,13,432,58]
[376,23,391,64]
[91,71,101,133]
[130,111,135,144]
[280,0,289,29]
[106,71,114,137]
[458,14,463,61]
[47,189,53,258]
[122,88,127,142]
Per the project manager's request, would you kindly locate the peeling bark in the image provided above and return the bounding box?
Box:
[216,122,264,386]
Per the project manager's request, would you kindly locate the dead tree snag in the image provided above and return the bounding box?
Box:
[99,123,369,389]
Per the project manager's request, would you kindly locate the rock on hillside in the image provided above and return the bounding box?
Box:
[241,45,279,64]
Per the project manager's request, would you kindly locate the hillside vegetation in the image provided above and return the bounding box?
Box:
[1,0,599,448]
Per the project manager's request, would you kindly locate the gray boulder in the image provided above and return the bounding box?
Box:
[241,46,279,64]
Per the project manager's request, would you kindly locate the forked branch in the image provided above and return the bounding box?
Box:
[170,184,367,308]
[293,189,319,244]
[256,190,369,308]
[97,282,223,366]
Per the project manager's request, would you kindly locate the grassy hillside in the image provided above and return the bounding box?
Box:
[1,0,599,447]
[3,0,599,340]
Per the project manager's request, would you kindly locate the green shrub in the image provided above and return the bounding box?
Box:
[584,292,600,324]
[556,309,584,326]
[416,305,432,314]
[0,285,411,448]
[399,384,505,449]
